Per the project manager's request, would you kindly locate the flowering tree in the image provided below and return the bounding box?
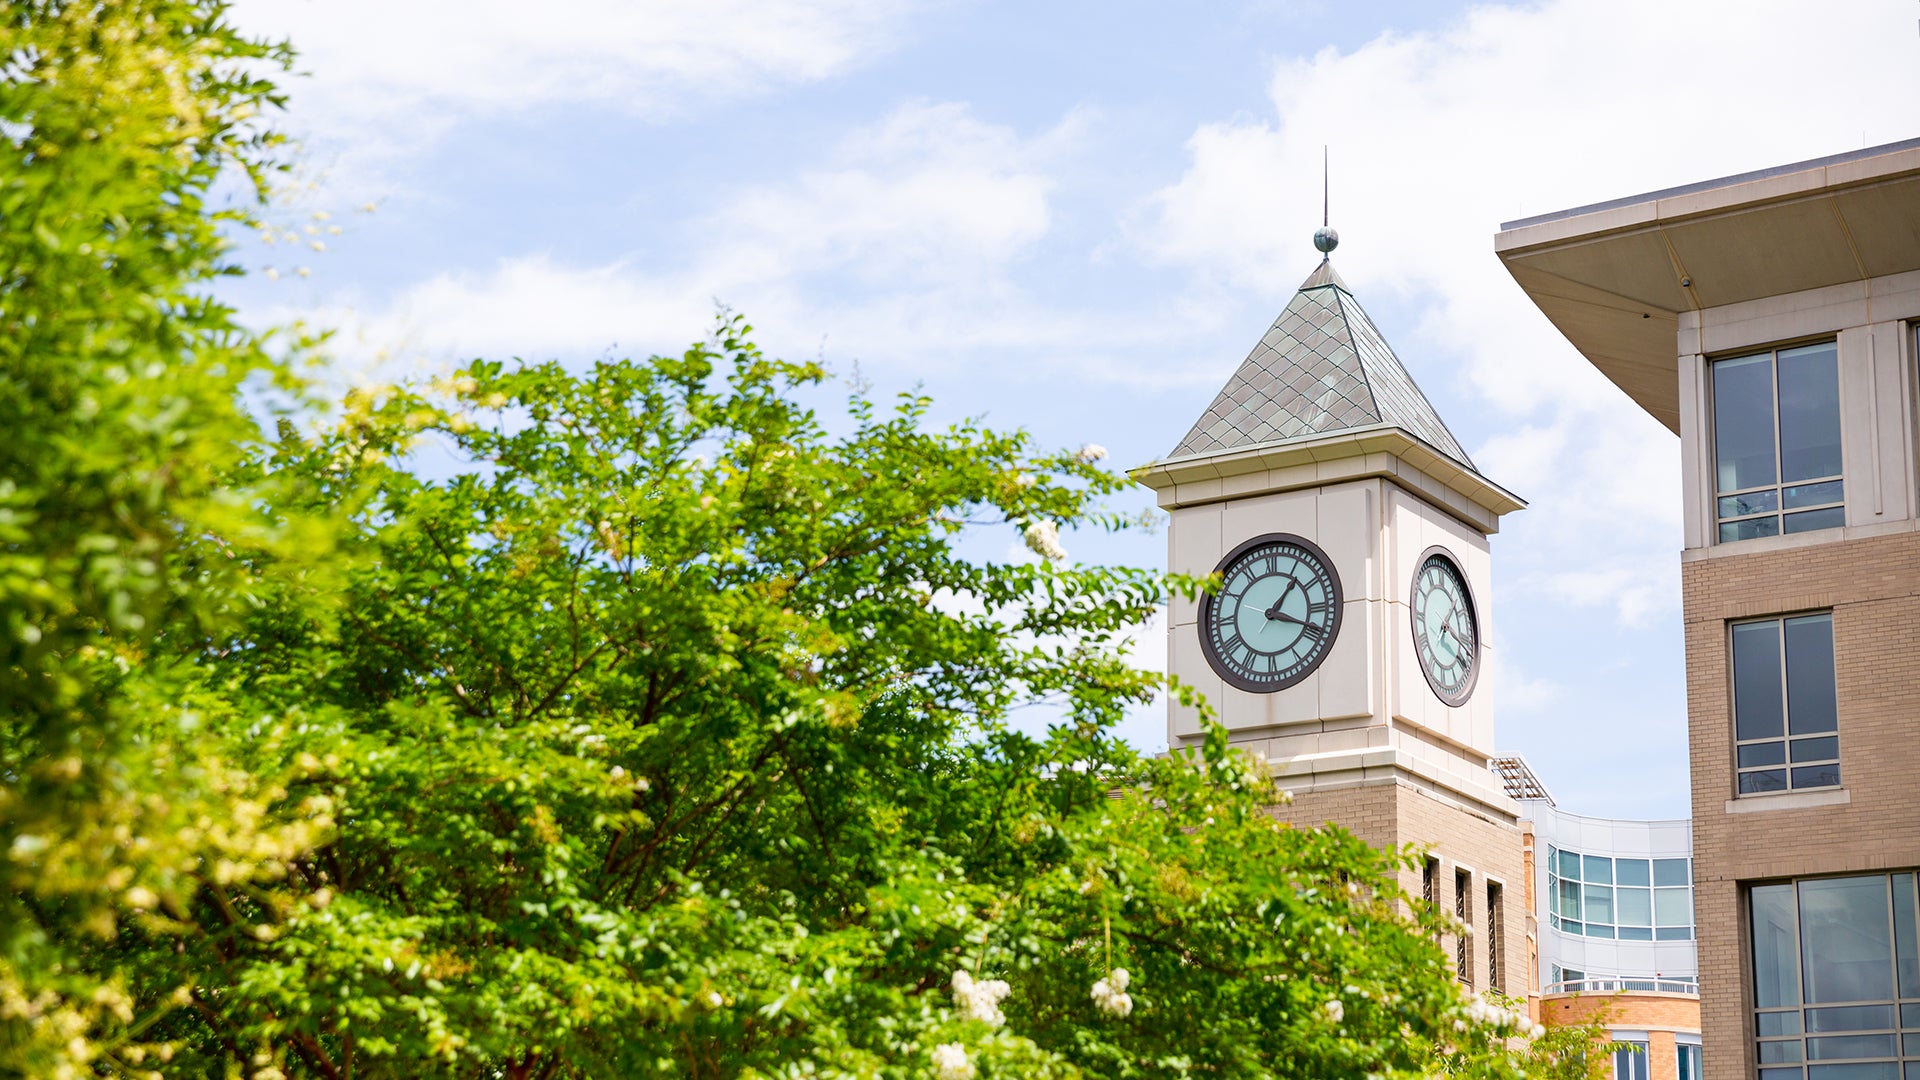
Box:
[162,329,1596,1079]
[0,2,1610,1076]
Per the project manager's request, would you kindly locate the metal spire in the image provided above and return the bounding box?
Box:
[1313,146,1339,256]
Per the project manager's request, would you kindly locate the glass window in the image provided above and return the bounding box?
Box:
[1733,613,1841,795]
[1677,1041,1702,1080]
[1551,846,1694,938]
[1655,887,1694,927]
[1618,887,1652,926]
[1713,342,1843,542]
[1750,874,1920,1077]
[1654,859,1691,886]
[1613,1041,1649,1080]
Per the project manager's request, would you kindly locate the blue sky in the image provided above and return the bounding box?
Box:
[226,0,1920,820]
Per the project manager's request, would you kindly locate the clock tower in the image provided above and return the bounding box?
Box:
[1134,234,1531,997]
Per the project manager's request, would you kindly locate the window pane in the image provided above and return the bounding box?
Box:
[1723,489,1781,519]
[1558,849,1581,880]
[1784,479,1844,509]
[1715,353,1779,492]
[1585,922,1615,939]
[1655,887,1693,926]
[1584,855,1613,884]
[1618,887,1652,925]
[1761,1041,1806,1063]
[1799,876,1894,1003]
[1805,1005,1894,1032]
[1558,878,1582,919]
[1776,342,1842,483]
[1791,764,1842,789]
[1785,506,1846,534]
[1743,769,1789,794]
[1724,516,1783,542]
[1657,926,1694,941]
[1619,925,1653,940]
[1654,859,1691,886]
[1617,859,1651,886]
[1791,736,1839,763]
[1808,1036,1899,1059]
[1785,614,1836,735]
[1742,742,1789,767]
[1753,883,1801,1008]
[1734,621,1786,740]
[1585,884,1614,922]
[1806,1065,1896,1080]
[1759,1012,1804,1036]
[1893,874,1918,998]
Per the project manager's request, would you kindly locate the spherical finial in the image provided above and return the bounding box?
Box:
[1313,226,1339,254]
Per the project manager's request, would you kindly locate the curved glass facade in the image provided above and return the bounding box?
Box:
[1547,845,1695,941]
[1528,804,1697,995]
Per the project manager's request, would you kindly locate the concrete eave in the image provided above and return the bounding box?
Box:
[1494,137,1920,434]
[1130,424,1526,525]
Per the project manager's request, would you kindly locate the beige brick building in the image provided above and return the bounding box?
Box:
[1499,138,1920,1080]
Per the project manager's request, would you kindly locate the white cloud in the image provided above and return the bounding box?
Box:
[237,0,914,115]
[286,101,1210,388]
[231,0,920,198]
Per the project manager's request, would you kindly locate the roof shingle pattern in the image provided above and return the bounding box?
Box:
[1170,260,1475,473]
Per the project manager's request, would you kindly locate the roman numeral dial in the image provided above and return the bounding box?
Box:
[1409,546,1480,706]
[1200,533,1343,693]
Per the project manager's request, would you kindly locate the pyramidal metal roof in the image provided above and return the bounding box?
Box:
[1170,259,1476,471]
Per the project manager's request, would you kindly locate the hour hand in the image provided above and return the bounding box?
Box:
[1263,580,1300,621]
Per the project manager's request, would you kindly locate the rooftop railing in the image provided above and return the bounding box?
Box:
[1545,977,1698,996]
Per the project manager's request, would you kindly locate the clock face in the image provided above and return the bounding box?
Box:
[1200,533,1343,693]
[1410,547,1479,706]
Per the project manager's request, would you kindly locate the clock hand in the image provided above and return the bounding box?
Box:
[1263,579,1301,621]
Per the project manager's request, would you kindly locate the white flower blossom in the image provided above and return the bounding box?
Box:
[950,969,1010,1026]
[1091,969,1133,1017]
[1323,998,1345,1023]
[930,1042,974,1080]
[1076,443,1108,463]
[1023,520,1068,562]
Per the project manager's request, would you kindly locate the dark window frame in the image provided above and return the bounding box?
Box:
[1730,612,1841,796]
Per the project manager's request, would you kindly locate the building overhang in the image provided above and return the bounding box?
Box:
[1494,138,1920,434]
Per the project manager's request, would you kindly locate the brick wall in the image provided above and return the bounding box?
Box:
[1683,528,1920,1080]
[1278,776,1529,997]
[1542,992,1702,1080]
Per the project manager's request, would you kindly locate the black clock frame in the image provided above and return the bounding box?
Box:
[1199,532,1344,694]
[1409,544,1482,707]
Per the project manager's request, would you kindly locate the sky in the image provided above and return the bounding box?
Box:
[224,0,1920,821]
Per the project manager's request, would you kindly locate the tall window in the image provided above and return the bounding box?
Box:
[1751,872,1920,1077]
[1732,613,1840,794]
[1547,846,1694,941]
[1712,341,1843,542]
[1676,1040,1702,1080]
[1487,881,1504,993]
[1456,868,1472,988]
[1612,1040,1649,1080]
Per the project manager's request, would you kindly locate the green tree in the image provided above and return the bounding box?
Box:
[175,329,1600,1079]
[1,3,1609,1076]
[0,0,342,1075]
